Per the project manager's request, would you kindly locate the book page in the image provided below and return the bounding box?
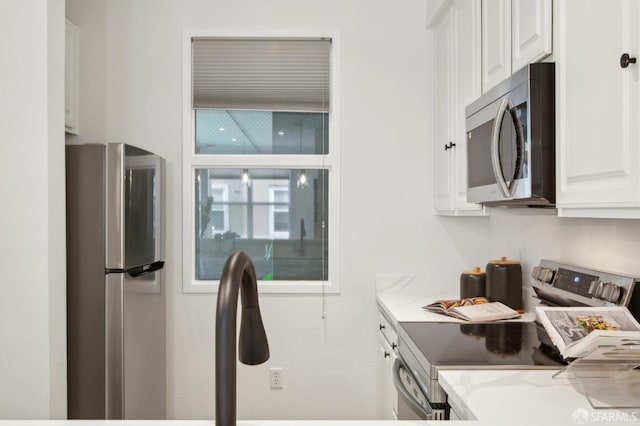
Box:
[569,331,640,359]
[449,302,521,322]
[422,297,490,315]
[536,306,640,357]
[578,343,640,363]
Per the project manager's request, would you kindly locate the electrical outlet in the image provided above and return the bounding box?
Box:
[270,367,283,389]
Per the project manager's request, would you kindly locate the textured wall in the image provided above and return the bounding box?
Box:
[0,0,66,419]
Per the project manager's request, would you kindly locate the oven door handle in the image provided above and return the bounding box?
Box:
[392,358,432,419]
[490,96,525,198]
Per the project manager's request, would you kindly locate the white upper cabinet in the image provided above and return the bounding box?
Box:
[432,1,484,215]
[511,0,553,72]
[481,0,511,92]
[433,6,455,212]
[556,0,640,218]
[65,19,79,134]
[481,0,552,93]
[453,0,483,212]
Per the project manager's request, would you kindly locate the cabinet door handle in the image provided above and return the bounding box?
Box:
[379,324,385,330]
[620,53,637,68]
[444,141,456,150]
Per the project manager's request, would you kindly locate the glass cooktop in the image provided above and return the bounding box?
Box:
[398,321,566,371]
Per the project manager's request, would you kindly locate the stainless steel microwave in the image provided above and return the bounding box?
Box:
[465,63,555,207]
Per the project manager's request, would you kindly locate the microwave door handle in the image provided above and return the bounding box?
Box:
[510,105,526,190]
[490,97,514,197]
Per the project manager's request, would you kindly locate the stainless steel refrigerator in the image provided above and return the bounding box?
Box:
[66,143,166,419]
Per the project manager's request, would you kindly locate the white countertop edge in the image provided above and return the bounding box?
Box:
[0,421,524,425]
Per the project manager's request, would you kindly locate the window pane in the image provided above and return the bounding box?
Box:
[273,189,289,205]
[210,211,225,233]
[195,110,328,155]
[194,168,329,281]
[274,212,289,232]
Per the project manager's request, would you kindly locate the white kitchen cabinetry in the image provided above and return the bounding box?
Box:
[481,0,552,93]
[65,19,79,134]
[511,0,553,72]
[481,0,511,93]
[432,1,484,215]
[556,0,640,218]
[375,312,398,420]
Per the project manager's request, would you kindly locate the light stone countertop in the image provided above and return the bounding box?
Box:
[438,369,640,424]
[374,273,536,326]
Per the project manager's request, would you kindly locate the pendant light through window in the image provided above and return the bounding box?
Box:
[241,169,251,187]
[297,170,308,189]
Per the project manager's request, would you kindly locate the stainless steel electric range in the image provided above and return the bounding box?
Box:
[394,260,640,420]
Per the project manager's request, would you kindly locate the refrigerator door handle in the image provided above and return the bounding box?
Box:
[126,261,165,278]
[106,260,165,278]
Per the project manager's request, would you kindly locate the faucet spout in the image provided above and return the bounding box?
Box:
[216,251,270,426]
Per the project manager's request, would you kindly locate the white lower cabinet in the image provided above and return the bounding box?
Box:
[376,312,398,420]
[432,1,484,215]
[556,0,640,218]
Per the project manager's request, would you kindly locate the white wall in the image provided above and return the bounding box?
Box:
[0,0,67,419]
[68,0,488,420]
[487,212,640,283]
[99,0,464,419]
[65,0,640,422]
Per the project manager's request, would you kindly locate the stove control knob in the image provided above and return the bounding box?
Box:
[531,266,541,280]
[602,282,622,303]
[588,280,605,298]
[539,268,555,284]
[532,266,554,283]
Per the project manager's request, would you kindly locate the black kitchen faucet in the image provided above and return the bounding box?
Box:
[216,251,270,426]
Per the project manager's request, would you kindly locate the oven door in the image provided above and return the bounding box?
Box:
[466,82,530,204]
[392,358,445,420]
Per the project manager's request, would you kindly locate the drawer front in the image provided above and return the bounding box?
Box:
[377,312,398,351]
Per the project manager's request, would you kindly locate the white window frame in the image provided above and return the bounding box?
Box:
[269,186,290,240]
[182,29,341,294]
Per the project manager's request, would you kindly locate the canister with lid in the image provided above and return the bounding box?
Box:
[460,266,486,299]
[485,256,523,311]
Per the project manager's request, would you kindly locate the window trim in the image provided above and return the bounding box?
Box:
[182,29,341,294]
[269,186,290,239]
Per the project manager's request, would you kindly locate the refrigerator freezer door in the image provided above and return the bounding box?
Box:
[123,146,165,267]
[106,143,166,270]
[106,270,166,419]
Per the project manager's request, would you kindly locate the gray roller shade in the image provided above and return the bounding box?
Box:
[192,38,331,112]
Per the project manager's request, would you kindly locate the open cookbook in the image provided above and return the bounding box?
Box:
[422,297,521,322]
[535,306,640,359]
